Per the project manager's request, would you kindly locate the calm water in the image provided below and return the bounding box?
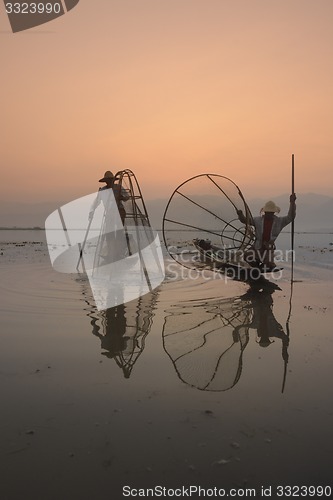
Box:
[0,231,332,499]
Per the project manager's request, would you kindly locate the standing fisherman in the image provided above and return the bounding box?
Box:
[89,171,130,263]
[237,194,296,270]
[89,170,129,224]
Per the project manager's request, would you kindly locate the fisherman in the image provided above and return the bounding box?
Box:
[237,194,296,270]
[89,170,129,224]
[88,171,130,264]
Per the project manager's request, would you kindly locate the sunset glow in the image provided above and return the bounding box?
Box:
[1,0,333,204]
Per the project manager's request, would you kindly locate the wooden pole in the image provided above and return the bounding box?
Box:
[76,216,93,271]
[282,154,295,393]
[291,153,295,278]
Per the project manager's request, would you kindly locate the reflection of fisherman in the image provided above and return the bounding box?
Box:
[93,304,130,360]
[89,291,155,378]
[237,194,296,270]
[89,171,130,263]
[241,288,289,364]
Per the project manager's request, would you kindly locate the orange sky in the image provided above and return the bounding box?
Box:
[1,0,333,204]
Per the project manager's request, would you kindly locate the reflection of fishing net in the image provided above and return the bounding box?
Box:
[162,174,254,268]
[162,296,252,391]
[101,291,157,378]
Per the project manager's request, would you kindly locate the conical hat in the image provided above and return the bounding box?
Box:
[99,171,114,182]
[261,201,280,214]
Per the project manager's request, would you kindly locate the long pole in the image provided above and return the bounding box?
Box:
[291,153,295,278]
[282,154,295,393]
[76,217,93,271]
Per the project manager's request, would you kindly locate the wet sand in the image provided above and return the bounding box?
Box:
[0,233,332,499]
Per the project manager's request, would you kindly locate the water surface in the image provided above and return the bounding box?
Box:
[0,231,332,499]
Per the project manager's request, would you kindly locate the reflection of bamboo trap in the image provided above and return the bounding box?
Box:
[83,283,158,379]
[162,296,252,392]
[105,291,158,379]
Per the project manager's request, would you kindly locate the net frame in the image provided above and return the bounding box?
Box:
[162,173,255,269]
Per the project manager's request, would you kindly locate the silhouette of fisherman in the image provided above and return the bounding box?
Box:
[101,306,129,356]
[89,291,155,379]
[241,287,289,364]
[237,194,296,270]
[89,171,129,224]
[89,171,129,263]
[92,304,130,367]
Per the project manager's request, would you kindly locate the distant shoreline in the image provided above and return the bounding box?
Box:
[0,227,332,235]
[0,227,44,231]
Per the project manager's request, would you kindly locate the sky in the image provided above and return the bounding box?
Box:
[1,0,333,206]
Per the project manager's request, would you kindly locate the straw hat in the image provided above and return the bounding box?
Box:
[261,201,280,214]
[99,171,114,182]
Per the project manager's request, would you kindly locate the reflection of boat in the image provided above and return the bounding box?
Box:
[162,287,289,391]
[84,285,158,378]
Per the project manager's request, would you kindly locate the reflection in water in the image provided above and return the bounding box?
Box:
[162,294,251,391]
[83,282,158,378]
[243,287,289,356]
[162,286,289,392]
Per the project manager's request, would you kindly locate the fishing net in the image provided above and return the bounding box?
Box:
[162,174,254,269]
